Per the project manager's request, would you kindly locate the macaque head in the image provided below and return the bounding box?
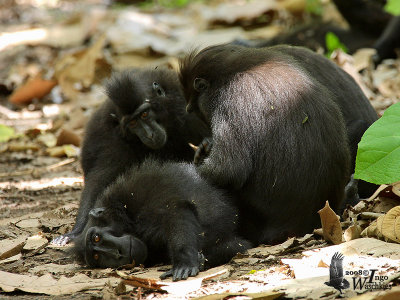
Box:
[106,68,187,149]
[73,207,148,268]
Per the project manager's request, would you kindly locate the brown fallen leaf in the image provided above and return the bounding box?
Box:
[15,218,41,229]
[36,133,57,148]
[63,107,88,130]
[9,75,57,105]
[118,266,228,295]
[46,145,79,157]
[280,0,306,14]
[344,224,362,242]
[317,259,329,268]
[331,50,374,99]
[0,254,22,265]
[375,287,400,300]
[0,236,27,260]
[367,184,389,201]
[318,201,343,244]
[56,129,81,147]
[379,206,400,243]
[352,48,376,72]
[22,233,48,252]
[303,237,400,260]
[392,182,400,197]
[55,35,107,100]
[247,237,297,257]
[361,219,382,239]
[0,271,120,295]
[197,291,284,300]
[200,0,277,24]
[360,206,400,243]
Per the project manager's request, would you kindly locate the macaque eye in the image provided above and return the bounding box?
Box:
[129,119,138,128]
[93,234,101,243]
[141,111,149,119]
[193,78,209,92]
[152,82,165,97]
[93,253,99,260]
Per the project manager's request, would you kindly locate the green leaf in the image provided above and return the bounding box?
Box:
[325,32,348,56]
[306,0,323,16]
[0,124,15,142]
[385,0,400,16]
[354,102,400,184]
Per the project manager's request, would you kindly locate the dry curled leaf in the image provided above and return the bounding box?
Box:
[361,206,400,243]
[56,129,81,147]
[317,260,329,268]
[55,35,107,100]
[392,182,400,197]
[36,133,57,148]
[23,234,48,252]
[9,76,57,105]
[46,145,79,157]
[380,206,400,243]
[318,201,343,244]
[0,237,27,260]
[0,271,119,295]
[361,219,382,239]
[375,287,400,300]
[344,224,362,242]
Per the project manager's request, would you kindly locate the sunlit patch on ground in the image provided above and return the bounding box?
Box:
[0,176,83,190]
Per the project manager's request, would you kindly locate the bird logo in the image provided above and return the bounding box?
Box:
[324,252,350,293]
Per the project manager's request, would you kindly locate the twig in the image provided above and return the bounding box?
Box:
[359,212,384,220]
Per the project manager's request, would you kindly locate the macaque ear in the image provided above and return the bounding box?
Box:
[193,78,209,92]
[89,207,106,218]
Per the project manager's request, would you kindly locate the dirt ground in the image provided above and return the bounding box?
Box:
[0,152,310,299]
[1,145,400,299]
[1,0,400,299]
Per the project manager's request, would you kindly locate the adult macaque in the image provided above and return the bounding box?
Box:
[373,16,400,64]
[179,44,377,245]
[52,67,209,246]
[73,159,251,281]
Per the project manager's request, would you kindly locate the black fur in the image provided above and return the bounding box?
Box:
[179,44,377,244]
[373,16,400,64]
[73,159,251,281]
[52,67,209,245]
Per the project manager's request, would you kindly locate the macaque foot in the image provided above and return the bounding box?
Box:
[51,232,76,246]
[160,252,205,281]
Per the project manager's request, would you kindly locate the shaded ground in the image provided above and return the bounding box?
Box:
[1,156,400,299]
[1,0,400,299]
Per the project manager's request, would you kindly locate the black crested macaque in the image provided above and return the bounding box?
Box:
[73,159,251,281]
[179,44,377,245]
[52,67,209,246]
[373,16,400,64]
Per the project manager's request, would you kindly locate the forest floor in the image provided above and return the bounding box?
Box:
[1,0,400,299]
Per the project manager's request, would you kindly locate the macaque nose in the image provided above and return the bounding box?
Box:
[186,103,193,113]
